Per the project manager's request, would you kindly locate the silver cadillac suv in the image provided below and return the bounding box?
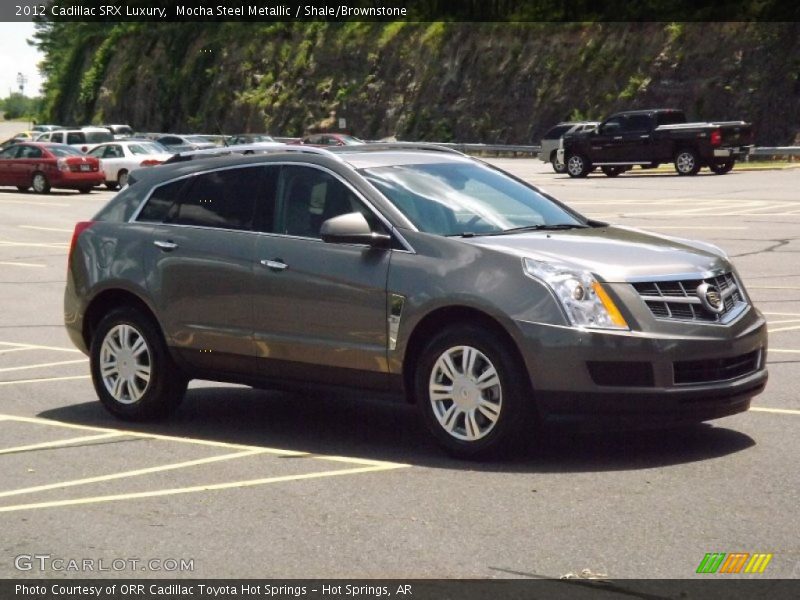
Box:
[64,144,768,458]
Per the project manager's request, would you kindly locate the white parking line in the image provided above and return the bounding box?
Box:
[0,241,68,249]
[0,359,88,373]
[0,375,90,386]
[0,341,81,353]
[18,226,73,233]
[751,407,800,416]
[0,261,46,268]
[770,349,800,354]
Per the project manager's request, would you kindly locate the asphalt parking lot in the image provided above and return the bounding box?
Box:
[1,155,799,580]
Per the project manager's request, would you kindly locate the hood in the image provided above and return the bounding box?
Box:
[464,225,729,282]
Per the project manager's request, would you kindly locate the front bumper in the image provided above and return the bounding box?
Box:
[514,311,768,427]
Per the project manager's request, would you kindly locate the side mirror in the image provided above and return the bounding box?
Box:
[320,212,392,248]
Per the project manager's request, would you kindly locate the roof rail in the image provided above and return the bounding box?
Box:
[332,142,467,156]
[164,143,344,164]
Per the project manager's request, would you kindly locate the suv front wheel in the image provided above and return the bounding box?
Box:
[566,153,591,178]
[415,326,533,459]
[90,307,187,421]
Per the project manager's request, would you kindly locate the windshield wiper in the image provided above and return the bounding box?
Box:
[449,223,590,238]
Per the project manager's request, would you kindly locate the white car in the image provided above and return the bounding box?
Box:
[86,140,173,189]
[36,127,114,152]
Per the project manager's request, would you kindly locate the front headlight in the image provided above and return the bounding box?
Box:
[523,258,628,330]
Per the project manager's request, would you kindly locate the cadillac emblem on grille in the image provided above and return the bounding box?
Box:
[697,282,724,314]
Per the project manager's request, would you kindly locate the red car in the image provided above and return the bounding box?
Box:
[0,142,105,194]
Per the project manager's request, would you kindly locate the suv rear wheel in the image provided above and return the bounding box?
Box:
[566,153,591,178]
[415,326,533,459]
[90,307,187,421]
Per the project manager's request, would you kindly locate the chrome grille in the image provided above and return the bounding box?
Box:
[633,272,745,322]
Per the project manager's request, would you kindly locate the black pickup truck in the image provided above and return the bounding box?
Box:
[556,109,753,177]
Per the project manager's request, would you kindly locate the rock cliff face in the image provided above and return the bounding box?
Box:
[38,22,800,144]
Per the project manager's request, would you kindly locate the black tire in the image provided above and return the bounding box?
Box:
[105,181,119,190]
[78,187,92,194]
[566,153,591,178]
[31,171,51,193]
[550,151,566,174]
[674,148,701,176]
[601,166,625,177]
[16,186,29,192]
[90,307,187,421]
[117,170,129,188]
[709,160,735,175]
[414,325,536,459]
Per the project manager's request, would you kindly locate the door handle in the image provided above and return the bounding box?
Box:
[613,136,623,141]
[153,240,178,251]
[260,259,288,271]
[640,135,650,139]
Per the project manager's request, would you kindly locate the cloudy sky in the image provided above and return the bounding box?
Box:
[0,22,45,97]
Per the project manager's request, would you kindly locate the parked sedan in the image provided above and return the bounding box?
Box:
[87,141,173,189]
[65,145,767,459]
[229,134,277,145]
[539,121,598,173]
[0,143,104,193]
[155,135,218,153]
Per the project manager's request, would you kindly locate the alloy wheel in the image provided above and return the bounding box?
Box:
[100,324,152,404]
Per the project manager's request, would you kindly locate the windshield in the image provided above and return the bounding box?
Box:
[339,135,364,145]
[48,145,84,157]
[361,162,584,236]
[84,131,113,143]
[129,142,168,155]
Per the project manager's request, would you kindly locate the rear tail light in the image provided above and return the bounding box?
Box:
[710,129,722,147]
[140,159,161,166]
[57,158,70,171]
[68,221,95,268]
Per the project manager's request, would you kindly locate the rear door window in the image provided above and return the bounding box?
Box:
[66,132,85,145]
[165,167,264,230]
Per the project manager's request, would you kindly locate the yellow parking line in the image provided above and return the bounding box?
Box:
[767,325,800,333]
[763,312,800,317]
[0,464,408,513]
[765,319,800,325]
[0,347,38,355]
[18,226,73,233]
[751,407,800,415]
[0,261,46,268]
[750,286,800,290]
[0,375,90,385]
[0,359,87,373]
[0,199,70,207]
[0,432,123,455]
[769,349,800,354]
[0,449,267,499]
[0,414,410,469]
[0,414,307,456]
[0,341,82,353]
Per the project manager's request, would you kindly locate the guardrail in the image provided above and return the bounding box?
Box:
[748,147,800,158]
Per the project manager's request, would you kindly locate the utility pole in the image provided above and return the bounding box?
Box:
[17,72,27,95]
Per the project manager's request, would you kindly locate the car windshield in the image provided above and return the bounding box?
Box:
[185,135,210,143]
[339,135,364,145]
[84,131,114,143]
[361,162,585,236]
[48,145,84,157]
[128,142,168,155]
